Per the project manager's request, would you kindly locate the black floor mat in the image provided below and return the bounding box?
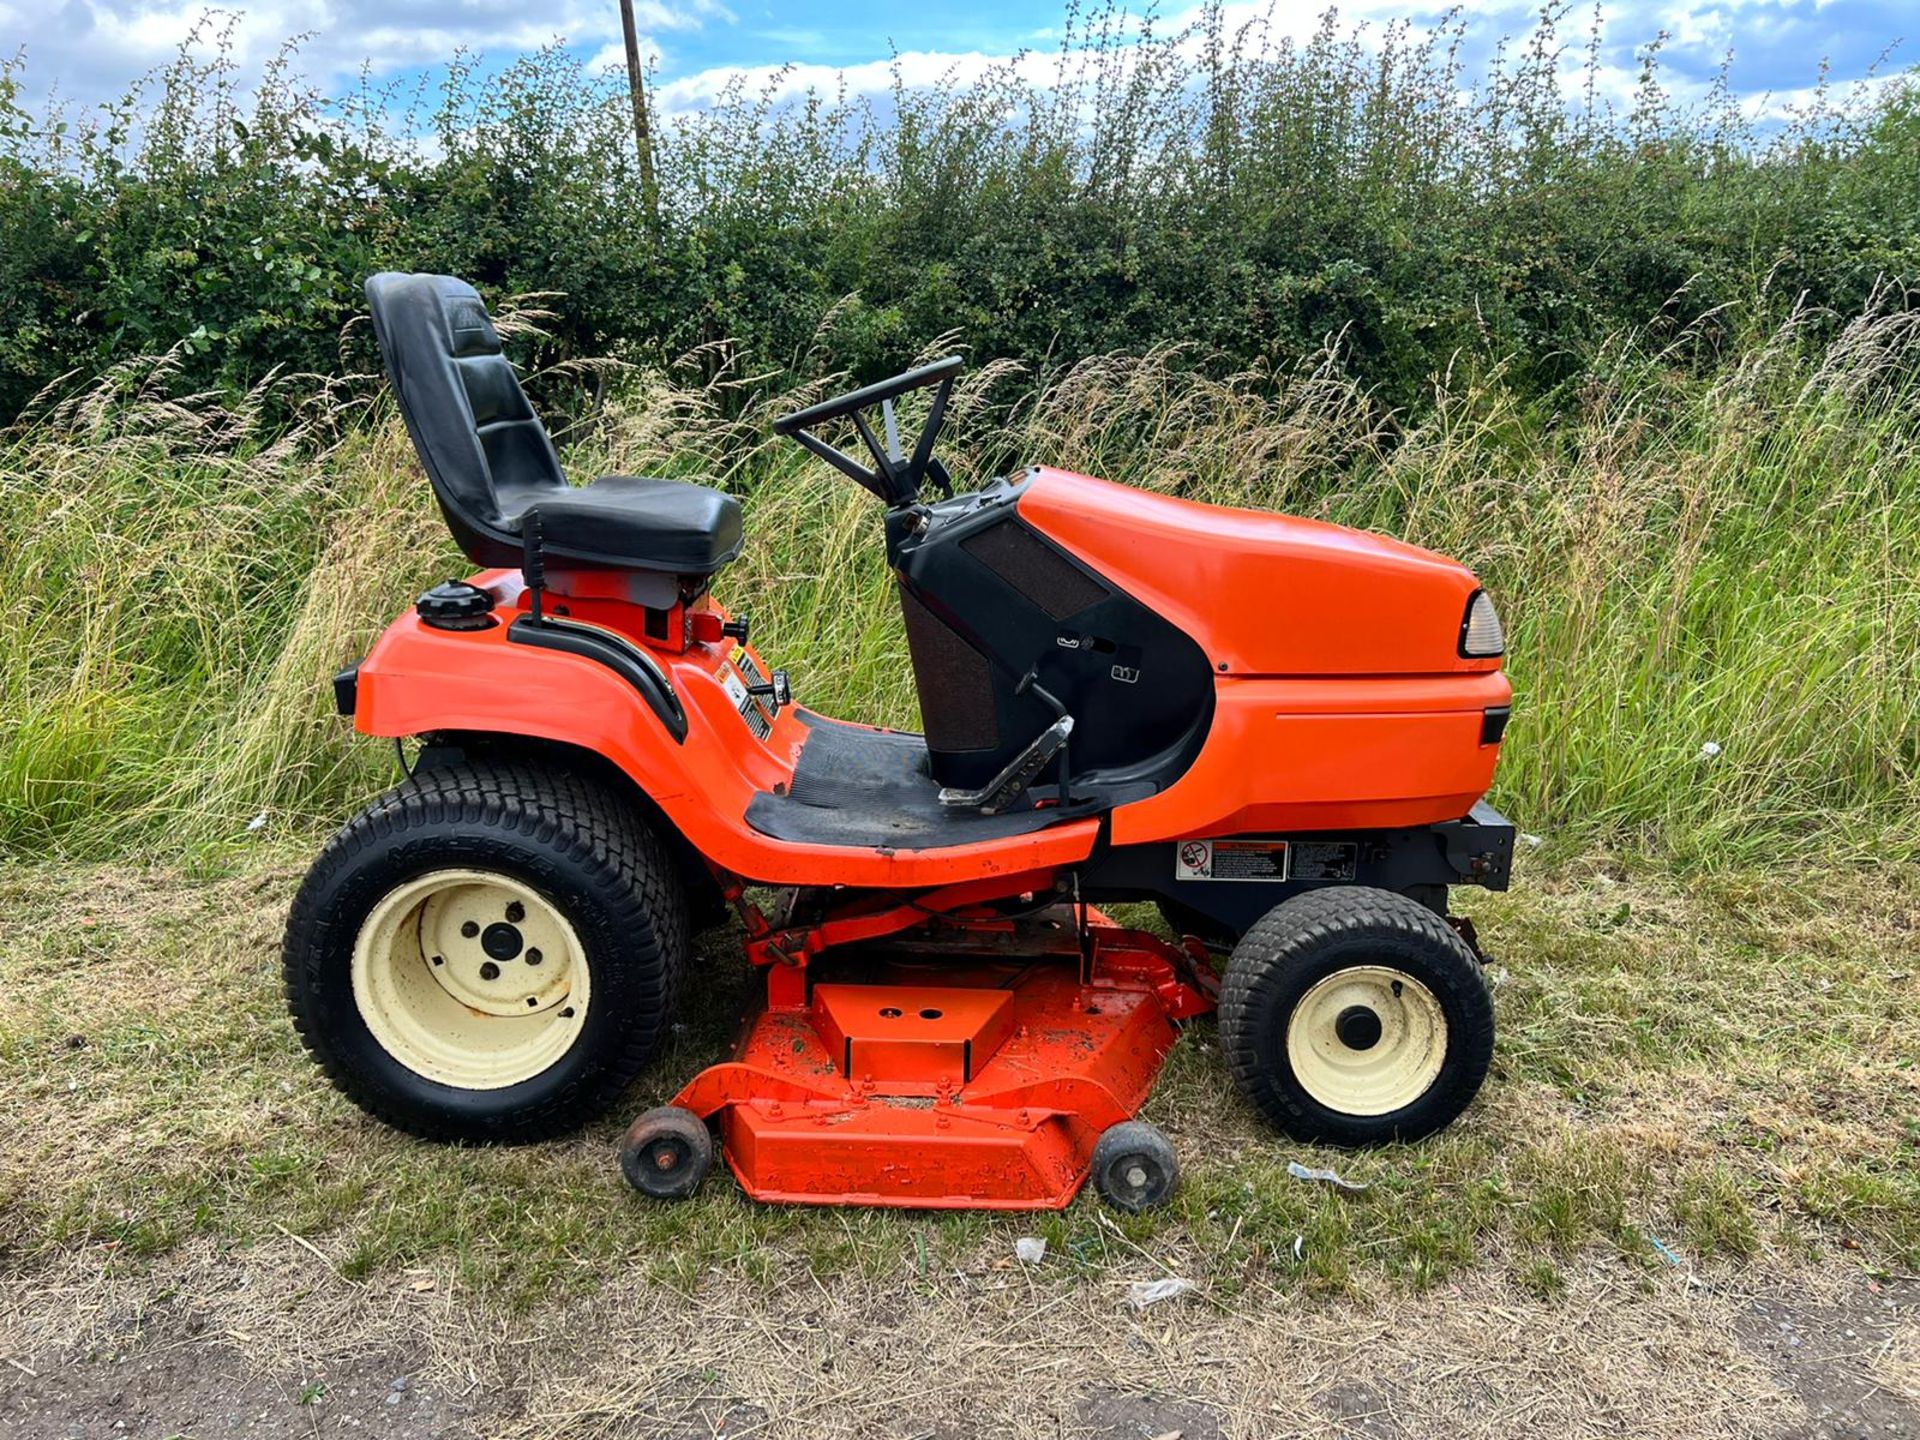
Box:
[744,712,1095,850]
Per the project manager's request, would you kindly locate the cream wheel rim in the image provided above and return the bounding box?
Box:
[1285,965,1446,1116]
[351,868,591,1089]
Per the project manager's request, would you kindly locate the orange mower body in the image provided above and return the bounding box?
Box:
[287,274,1516,1212]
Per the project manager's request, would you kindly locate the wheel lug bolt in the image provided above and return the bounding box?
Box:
[505,902,525,923]
[526,948,543,965]
[461,921,479,938]
[479,961,500,981]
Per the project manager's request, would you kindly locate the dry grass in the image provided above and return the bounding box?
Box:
[4,275,1919,1437]
[1,852,1917,1433]
[5,300,1920,864]
[0,1235,1804,1439]
[2,850,1916,1300]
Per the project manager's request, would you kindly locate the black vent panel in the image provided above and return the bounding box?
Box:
[961,520,1109,621]
[898,587,999,753]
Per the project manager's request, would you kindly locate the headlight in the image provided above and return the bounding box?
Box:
[1459,590,1504,658]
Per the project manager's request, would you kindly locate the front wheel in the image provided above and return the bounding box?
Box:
[283,759,690,1143]
[1219,887,1493,1147]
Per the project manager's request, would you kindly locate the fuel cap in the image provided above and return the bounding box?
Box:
[416,580,497,631]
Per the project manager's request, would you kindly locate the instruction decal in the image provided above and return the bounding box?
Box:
[1175,839,1291,882]
[1289,841,1358,883]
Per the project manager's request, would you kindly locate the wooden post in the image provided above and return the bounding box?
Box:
[619,0,659,225]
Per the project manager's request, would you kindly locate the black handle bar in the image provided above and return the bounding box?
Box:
[771,355,963,436]
[771,355,963,506]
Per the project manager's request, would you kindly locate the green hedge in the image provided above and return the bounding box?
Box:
[3,7,1919,423]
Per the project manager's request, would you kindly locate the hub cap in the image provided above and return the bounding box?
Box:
[1285,965,1446,1116]
[351,869,590,1089]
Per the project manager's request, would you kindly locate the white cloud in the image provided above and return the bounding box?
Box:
[4,0,1902,129]
[6,0,723,106]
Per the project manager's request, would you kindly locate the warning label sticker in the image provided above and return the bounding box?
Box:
[1175,839,1291,882]
[1290,841,1358,883]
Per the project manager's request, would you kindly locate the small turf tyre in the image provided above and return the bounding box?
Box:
[1090,1120,1180,1213]
[283,758,691,1144]
[619,1106,713,1200]
[1219,886,1493,1148]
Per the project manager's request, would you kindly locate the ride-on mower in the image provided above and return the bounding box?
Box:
[283,273,1516,1211]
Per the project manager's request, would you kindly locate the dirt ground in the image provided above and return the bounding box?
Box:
[3,1241,1916,1439]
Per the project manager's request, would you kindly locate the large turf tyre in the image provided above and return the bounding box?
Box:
[1219,886,1493,1147]
[283,759,691,1144]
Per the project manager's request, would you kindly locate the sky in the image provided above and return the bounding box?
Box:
[2,0,1914,124]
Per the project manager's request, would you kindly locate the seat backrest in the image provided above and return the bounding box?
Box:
[363,272,566,540]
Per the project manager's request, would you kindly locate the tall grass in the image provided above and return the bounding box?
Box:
[3,297,1915,864]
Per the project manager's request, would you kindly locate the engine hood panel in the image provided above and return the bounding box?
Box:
[1016,467,1496,677]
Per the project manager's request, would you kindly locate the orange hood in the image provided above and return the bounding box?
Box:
[1016,467,1495,678]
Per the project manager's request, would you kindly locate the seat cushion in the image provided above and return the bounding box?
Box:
[512,476,745,574]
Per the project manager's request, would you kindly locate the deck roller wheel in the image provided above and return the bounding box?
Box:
[1220,886,1494,1147]
[620,1106,713,1200]
[1090,1120,1180,1213]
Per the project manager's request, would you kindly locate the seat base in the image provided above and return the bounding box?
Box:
[510,475,743,574]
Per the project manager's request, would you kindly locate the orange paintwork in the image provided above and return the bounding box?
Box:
[810,984,1016,1092]
[355,575,1102,888]
[346,469,1513,1209]
[669,928,1204,1210]
[1017,466,1502,678]
[353,464,1509,883]
[1109,673,1510,841]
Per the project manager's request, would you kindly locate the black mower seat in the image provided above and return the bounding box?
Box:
[364,271,743,576]
[512,475,742,574]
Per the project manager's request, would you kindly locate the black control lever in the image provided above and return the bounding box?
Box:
[746,670,791,709]
[521,511,547,624]
[722,615,750,644]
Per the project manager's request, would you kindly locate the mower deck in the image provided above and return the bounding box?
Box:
[670,917,1215,1209]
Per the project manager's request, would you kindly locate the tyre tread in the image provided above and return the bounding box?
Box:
[283,758,690,1143]
[1218,886,1493,1145]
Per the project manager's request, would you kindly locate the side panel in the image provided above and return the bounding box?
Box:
[353,604,1101,888]
[1107,673,1512,842]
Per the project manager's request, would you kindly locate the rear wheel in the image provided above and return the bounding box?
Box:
[283,759,690,1142]
[1219,887,1493,1147]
